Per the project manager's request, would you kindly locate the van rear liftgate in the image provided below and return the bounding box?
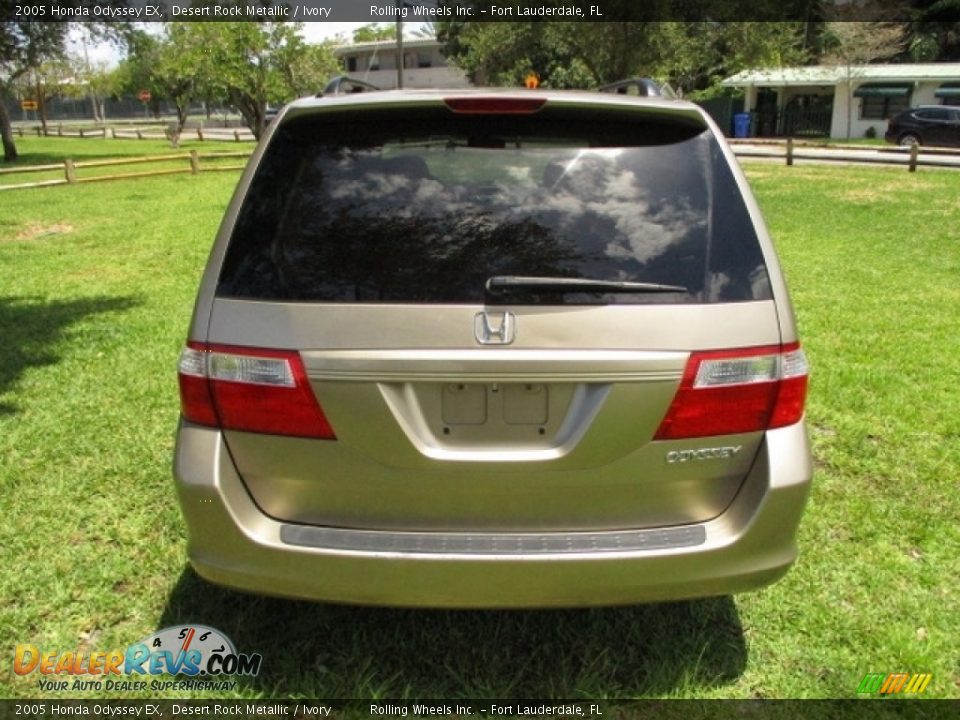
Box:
[174,90,811,607]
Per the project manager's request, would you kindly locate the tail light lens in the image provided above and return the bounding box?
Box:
[177,342,336,439]
[654,343,809,440]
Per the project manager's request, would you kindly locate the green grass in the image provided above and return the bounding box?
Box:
[0,148,958,702]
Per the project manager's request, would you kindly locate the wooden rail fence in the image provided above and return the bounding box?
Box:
[12,125,255,142]
[5,140,955,192]
[729,138,960,173]
[0,150,251,191]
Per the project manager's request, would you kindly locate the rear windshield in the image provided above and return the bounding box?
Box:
[217,106,771,305]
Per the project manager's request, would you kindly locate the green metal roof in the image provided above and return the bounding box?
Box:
[722,64,960,87]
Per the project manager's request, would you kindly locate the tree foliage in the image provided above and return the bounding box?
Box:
[816,2,910,138]
[0,9,127,161]
[115,22,339,139]
[437,9,959,95]
[352,23,397,42]
[9,56,71,134]
[647,22,812,97]
[437,21,813,94]
[0,21,71,160]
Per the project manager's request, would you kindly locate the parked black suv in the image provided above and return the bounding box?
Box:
[884,105,960,147]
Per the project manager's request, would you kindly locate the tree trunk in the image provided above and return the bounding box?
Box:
[0,97,19,162]
[175,102,188,133]
[90,93,103,123]
[230,90,264,140]
[39,96,49,136]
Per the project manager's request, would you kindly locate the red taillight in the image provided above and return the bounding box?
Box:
[443,97,547,114]
[654,343,809,440]
[177,342,336,440]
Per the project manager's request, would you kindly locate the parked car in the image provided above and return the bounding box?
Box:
[884,105,960,147]
[263,107,280,126]
[175,86,812,607]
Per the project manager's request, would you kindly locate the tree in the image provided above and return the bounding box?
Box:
[171,23,338,139]
[904,0,960,61]
[0,21,70,160]
[276,41,341,98]
[62,56,118,124]
[439,20,811,93]
[652,22,810,98]
[154,24,205,132]
[411,22,438,39]
[10,57,71,135]
[820,9,909,139]
[1,14,127,161]
[438,23,651,88]
[112,29,165,119]
[352,23,397,42]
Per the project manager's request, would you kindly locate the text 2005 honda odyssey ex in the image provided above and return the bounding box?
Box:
[174,89,812,607]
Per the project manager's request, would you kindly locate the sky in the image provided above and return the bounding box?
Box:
[68,22,429,68]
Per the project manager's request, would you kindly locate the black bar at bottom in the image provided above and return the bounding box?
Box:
[0,700,957,720]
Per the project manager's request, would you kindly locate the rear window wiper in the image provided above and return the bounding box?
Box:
[486,276,687,294]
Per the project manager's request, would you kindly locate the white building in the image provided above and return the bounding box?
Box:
[333,37,471,90]
[721,64,960,139]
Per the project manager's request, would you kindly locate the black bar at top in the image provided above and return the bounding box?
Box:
[7,0,954,24]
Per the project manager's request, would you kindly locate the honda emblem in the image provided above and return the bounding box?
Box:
[474,311,516,345]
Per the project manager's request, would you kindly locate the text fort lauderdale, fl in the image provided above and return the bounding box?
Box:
[369,4,605,17]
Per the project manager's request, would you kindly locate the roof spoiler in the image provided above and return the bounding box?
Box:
[598,78,676,99]
[319,76,382,98]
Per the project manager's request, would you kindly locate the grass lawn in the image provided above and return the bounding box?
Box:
[0,148,958,702]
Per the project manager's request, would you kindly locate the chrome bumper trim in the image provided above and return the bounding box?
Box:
[279,523,706,556]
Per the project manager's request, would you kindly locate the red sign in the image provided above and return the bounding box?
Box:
[137,90,152,103]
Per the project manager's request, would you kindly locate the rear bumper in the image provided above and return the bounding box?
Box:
[173,421,812,608]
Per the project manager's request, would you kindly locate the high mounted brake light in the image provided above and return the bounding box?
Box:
[443,97,547,114]
[177,342,336,439]
[654,343,809,440]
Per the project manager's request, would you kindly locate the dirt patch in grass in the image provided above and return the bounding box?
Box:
[839,178,937,203]
[14,222,75,241]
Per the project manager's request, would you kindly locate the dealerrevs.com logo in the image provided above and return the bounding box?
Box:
[14,625,262,692]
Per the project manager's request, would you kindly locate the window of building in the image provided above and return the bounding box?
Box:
[935,82,960,106]
[346,57,357,72]
[860,95,909,119]
[855,83,912,120]
[418,51,432,68]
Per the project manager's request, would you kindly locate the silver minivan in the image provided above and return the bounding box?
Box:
[174,89,812,607]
